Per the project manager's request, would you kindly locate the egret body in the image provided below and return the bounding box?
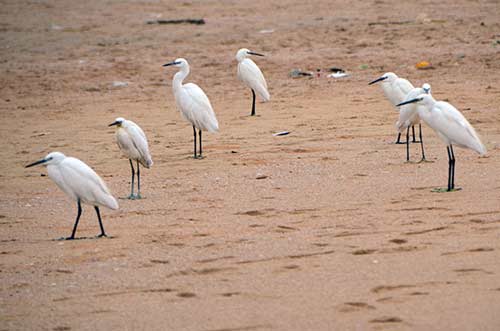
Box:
[163,58,219,159]
[369,72,415,143]
[26,152,118,239]
[396,83,431,161]
[109,117,153,199]
[236,48,270,116]
[397,94,486,191]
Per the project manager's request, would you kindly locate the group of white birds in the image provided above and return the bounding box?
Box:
[25,49,487,240]
[25,48,270,239]
[369,72,486,192]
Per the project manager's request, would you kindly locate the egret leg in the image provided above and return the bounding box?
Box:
[406,126,410,162]
[193,125,197,159]
[419,124,426,161]
[94,206,107,238]
[450,145,456,190]
[198,129,203,158]
[412,125,417,142]
[136,160,141,199]
[395,132,405,144]
[251,89,256,116]
[128,159,135,199]
[446,146,454,191]
[66,199,82,240]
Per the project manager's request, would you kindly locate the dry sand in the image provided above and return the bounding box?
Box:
[1,0,500,330]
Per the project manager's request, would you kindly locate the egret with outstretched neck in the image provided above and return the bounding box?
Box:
[369,72,414,143]
[236,48,270,116]
[109,117,153,199]
[25,152,118,239]
[396,83,431,162]
[397,94,486,191]
[163,58,219,159]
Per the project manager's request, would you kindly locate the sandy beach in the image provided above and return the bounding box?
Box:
[1,0,499,330]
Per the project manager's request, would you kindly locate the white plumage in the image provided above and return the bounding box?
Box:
[163,58,218,158]
[396,83,431,133]
[114,118,152,167]
[26,151,118,239]
[110,117,152,199]
[397,94,486,191]
[370,72,414,107]
[414,95,486,155]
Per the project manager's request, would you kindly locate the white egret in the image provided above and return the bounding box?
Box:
[109,117,153,199]
[163,58,219,159]
[236,48,270,116]
[25,152,119,239]
[397,94,486,191]
[396,83,432,162]
[369,72,415,143]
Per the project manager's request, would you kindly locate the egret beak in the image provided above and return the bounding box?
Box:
[25,158,48,168]
[368,76,387,85]
[108,121,119,127]
[248,51,265,57]
[396,97,422,107]
[163,61,180,67]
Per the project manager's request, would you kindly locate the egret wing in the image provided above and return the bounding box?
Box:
[238,59,270,101]
[181,83,219,132]
[59,157,118,209]
[125,122,153,168]
[431,102,486,154]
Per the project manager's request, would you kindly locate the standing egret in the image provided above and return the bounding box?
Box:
[397,94,486,191]
[236,48,270,116]
[396,83,432,162]
[109,117,153,199]
[25,152,118,239]
[163,58,219,159]
[369,72,415,143]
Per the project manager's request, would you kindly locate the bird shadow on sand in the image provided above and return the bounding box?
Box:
[51,235,116,241]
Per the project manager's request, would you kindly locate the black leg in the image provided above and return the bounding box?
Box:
[94,206,107,238]
[198,129,202,158]
[128,159,135,199]
[412,125,417,142]
[450,145,456,190]
[193,125,197,159]
[67,199,82,240]
[136,160,141,199]
[419,124,426,161]
[406,126,410,162]
[395,132,404,144]
[446,146,453,191]
[251,89,256,116]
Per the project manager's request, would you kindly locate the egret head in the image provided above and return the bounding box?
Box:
[26,152,66,168]
[422,83,431,94]
[236,48,264,62]
[109,117,125,127]
[162,58,188,68]
[369,72,397,85]
[396,94,434,107]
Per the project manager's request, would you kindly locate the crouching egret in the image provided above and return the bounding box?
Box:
[163,58,219,159]
[369,72,415,143]
[397,94,486,191]
[25,152,118,239]
[396,83,431,162]
[236,48,270,116]
[109,117,153,199]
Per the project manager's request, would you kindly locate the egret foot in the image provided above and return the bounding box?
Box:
[418,158,434,163]
[431,187,462,193]
[412,140,422,143]
[126,194,137,200]
[135,193,142,200]
[395,141,407,145]
[96,233,108,238]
